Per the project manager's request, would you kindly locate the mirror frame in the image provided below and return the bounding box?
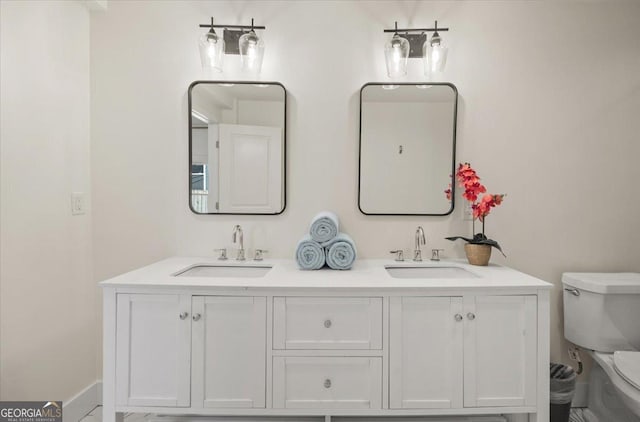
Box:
[188,80,287,215]
[357,82,458,216]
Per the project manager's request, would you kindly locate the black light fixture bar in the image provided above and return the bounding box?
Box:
[198,24,266,29]
[199,17,265,30]
[383,27,449,33]
[383,20,448,33]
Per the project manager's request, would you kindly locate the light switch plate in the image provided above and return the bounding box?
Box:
[71,192,86,215]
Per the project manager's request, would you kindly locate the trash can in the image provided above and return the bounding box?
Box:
[550,363,577,422]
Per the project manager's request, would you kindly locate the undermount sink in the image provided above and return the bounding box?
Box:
[385,265,478,279]
[175,264,272,278]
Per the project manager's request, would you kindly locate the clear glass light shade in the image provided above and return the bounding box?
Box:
[239,30,265,74]
[199,31,225,72]
[423,35,448,76]
[384,34,409,78]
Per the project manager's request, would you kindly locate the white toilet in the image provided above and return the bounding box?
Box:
[562,272,640,421]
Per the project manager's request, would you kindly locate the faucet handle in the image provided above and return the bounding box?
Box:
[390,250,404,262]
[214,248,228,260]
[431,249,444,262]
[254,249,268,261]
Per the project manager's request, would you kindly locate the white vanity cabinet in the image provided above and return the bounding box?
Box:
[113,293,266,409]
[191,296,266,409]
[115,294,191,407]
[463,295,538,408]
[389,295,537,410]
[389,296,464,409]
[102,258,551,422]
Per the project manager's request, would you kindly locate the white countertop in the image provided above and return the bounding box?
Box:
[100,257,552,291]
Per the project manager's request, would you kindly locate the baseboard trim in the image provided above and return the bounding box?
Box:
[63,381,103,422]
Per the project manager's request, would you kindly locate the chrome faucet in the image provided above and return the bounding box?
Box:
[414,226,426,261]
[232,225,245,261]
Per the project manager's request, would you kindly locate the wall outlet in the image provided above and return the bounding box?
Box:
[71,192,86,215]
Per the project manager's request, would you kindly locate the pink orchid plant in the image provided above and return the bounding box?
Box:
[445,162,506,256]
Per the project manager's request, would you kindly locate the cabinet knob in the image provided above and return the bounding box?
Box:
[324,319,332,328]
[467,312,476,320]
[192,313,201,321]
[324,379,332,388]
[179,312,189,320]
[454,313,463,322]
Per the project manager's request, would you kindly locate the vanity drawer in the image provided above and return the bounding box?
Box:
[273,297,382,350]
[272,357,382,409]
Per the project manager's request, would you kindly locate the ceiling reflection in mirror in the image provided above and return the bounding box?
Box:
[358,83,457,215]
[189,82,286,214]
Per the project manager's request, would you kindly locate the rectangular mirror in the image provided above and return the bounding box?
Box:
[188,81,286,214]
[358,83,457,215]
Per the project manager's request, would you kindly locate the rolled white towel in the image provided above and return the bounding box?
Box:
[295,234,325,270]
[309,211,339,243]
[325,233,357,270]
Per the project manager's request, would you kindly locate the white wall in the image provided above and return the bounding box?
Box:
[90,0,640,379]
[0,0,97,400]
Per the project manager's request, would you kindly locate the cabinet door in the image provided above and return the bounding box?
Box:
[464,295,537,407]
[191,296,266,408]
[389,296,463,409]
[115,294,191,407]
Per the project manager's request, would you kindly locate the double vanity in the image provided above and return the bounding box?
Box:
[102,258,551,422]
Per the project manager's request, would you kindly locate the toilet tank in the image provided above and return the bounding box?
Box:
[562,272,640,352]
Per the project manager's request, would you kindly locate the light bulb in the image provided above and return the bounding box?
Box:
[384,33,409,78]
[198,29,224,72]
[239,30,265,74]
[423,31,448,76]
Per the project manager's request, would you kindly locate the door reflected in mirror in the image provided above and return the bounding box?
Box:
[358,83,457,215]
[189,81,286,214]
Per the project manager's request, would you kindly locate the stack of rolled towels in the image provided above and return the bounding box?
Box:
[296,212,357,270]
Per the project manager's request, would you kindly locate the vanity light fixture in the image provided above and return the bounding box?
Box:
[197,17,266,73]
[198,17,225,72]
[383,20,450,78]
[423,21,448,76]
[384,22,410,78]
[239,19,265,74]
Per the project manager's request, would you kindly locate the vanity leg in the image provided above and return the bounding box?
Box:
[101,409,123,422]
[536,289,551,422]
[102,288,122,422]
[529,412,548,422]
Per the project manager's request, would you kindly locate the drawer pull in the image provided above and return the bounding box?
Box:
[467,312,476,320]
[324,378,332,388]
[324,319,332,328]
[454,313,463,322]
[179,312,189,320]
[192,313,201,321]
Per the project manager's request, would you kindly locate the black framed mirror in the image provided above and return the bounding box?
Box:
[358,82,457,216]
[188,81,286,215]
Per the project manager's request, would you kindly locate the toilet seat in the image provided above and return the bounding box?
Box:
[614,351,640,390]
